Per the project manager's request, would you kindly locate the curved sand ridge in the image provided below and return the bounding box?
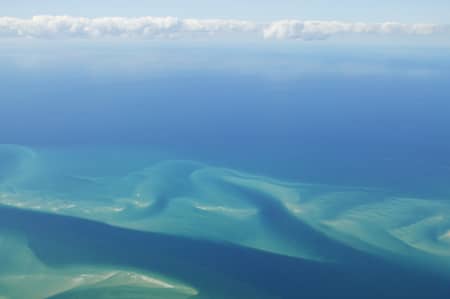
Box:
[0,231,196,299]
[0,145,449,270]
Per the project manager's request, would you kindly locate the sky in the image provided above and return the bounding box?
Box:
[1,0,450,23]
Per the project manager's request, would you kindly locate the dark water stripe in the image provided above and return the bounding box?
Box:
[207,176,376,262]
[0,206,449,299]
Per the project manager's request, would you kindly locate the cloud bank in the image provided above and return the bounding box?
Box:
[0,16,448,41]
[263,20,447,40]
[0,16,258,39]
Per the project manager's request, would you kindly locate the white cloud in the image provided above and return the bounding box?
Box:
[263,20,447,40]
[0,16,258,39]
[0,16,448,41]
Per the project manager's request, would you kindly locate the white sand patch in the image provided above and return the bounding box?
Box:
[194,204,257,217]
[440,230,450,241]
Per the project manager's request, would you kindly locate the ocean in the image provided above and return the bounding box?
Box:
[1,43,450,298]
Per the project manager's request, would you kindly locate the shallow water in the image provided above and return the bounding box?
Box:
[1,144,450,298]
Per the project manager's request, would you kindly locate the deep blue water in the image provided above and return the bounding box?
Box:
[2,55,450,196]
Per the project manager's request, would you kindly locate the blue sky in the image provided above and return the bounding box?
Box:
[2,0,450,23]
